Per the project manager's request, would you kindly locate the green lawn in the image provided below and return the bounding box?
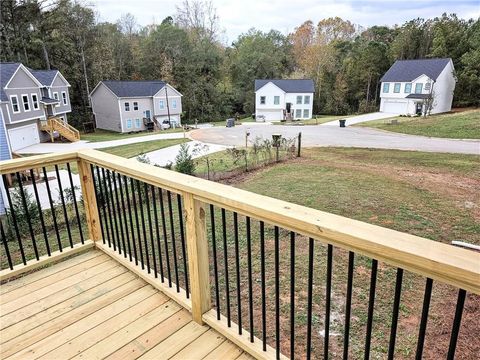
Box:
[81,128,186,142]
[100,138,189,158]
[355,109,480,139]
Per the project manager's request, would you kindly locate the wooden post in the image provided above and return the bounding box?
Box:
[297,132,302,157]
[77,159,102,242]
[184,193,211,324]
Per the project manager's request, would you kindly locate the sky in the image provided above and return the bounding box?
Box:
[92,0,480,43]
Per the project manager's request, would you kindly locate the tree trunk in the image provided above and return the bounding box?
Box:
[80,42,90,108]
[42,40,50,70]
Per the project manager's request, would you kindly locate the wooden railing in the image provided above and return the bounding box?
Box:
[40,117,80,142]
[1,150,479,360]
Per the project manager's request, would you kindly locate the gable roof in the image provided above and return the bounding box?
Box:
[30,69,58,86]
[0,63,22,101]
[101,80,167,98]
[255,79,315,93]
[381,58,452,82]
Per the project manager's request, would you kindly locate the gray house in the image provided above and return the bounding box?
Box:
[90,80,183,133]
[0,62,73,152]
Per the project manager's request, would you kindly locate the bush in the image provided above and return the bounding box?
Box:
[175,143,195,175]
[6,185,40,239]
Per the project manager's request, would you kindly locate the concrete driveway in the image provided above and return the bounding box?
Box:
[321,112,396,126]
[190,124,480,155]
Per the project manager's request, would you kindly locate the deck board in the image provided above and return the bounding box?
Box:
[0,249,246,360]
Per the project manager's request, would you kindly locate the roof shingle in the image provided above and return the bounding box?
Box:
[102,80,166,97]
[380,58,452,82]
[255,79,315,93]
[30,69,58,86]
[0,63,21,101]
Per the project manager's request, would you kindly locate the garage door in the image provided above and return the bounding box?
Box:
[8,123,40,151]
[257,111,283,121]
[382,101,408,114]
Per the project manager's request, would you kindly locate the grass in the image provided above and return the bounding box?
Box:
[355,109,480,139]
[273,114,350,126]
[100,138,189,158]
[81,128,186,142]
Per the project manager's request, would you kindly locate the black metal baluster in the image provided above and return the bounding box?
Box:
[136,179,150,272]
[113,172,127,256]
[42,167,62,252]
[221,208,231,326]
[275,226,280,360]
[106,169,120,252]
[234,212,242,334]
[324,244,333,360]
[415,278,433,360]
[306,238,314,360]
[167,191,180,291]
[118,173,132,261]
[55,165,73,248]
[344,251,355,359]
[144,183,157,277]
[102,168,116,251]
[15,172,39,259]
[447,289,466,360]
[177,194,189,297]
[30,169,50,256]
[290,231,296,358]
[92,166,107,245]
[151,187,164,280]
[130,178,144,269]
[124,175,137,264]
[260,221,267,351]
[159,189,171,286]
[1,220,13,269]
[388,268,404,360]
[66,163,84,244]
[246,216,254,342]
[210,204,221,320]
[364,259,378,360]
[2,174,25,263]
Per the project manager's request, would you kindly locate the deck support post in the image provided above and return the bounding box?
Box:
[78,159,102,241]
[184,193,211,324]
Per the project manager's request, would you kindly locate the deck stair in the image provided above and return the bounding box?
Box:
[40,117,80,142]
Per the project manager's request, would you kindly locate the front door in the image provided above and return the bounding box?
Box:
[144,110,151,119]
[415,102,423,115]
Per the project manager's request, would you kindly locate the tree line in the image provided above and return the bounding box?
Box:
[1,0,478,127]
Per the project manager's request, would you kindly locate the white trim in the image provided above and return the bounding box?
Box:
[51,71,71,87]
[21,93,31,112]
[254,82,286,94]
[10,95,20,114]
[53,92,59,107]
[61,91,68,105]
[4,64,43,89]
[90,81,118,98]
[31,93,39,110]
[152,83,183,97]
[118,100,124,132]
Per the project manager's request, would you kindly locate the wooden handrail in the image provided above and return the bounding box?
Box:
[0,151,79,173]
[76,149,480,294]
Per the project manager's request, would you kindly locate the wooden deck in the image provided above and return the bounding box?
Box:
[0,250,251,360]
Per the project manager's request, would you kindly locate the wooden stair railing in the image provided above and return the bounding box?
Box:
[40,117,80,142]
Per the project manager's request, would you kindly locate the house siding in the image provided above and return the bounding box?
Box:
[120,97,154,132]
[91,83,122,132]
[50,75,72,115]
[152,86,183,119]
[0,109,11,215]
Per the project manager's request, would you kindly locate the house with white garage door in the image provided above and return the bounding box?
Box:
[90,80,182,133]
[254,79,314,121]
[380,58,456,116]
[0,62,74,153]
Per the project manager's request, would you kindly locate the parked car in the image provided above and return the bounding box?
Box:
[161,120,171,130]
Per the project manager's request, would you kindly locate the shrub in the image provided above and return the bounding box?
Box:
[6,185,40,239]
[175,143,195,175]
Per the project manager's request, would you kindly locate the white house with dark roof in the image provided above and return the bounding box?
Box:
[380,58,456,115]
[254,79,314,121]
[0,62,72,152]
[90,80,182,133]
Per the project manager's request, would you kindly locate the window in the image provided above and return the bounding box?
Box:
[404,83,412,93]
[22,95,30,111]
[303,109,310,118]
[260,96,266,105]
[126,119,132,129]
[159,100,165,109]
[53,92,59,107]
[425,82,431,91]
[135,118,141,128]
[304,95,310,104]
[273,96,280,105]
[415,83,423,94]
[296,95,302,104]
[133,102,138,110]
[61,91,67,105]
[172,99,177,109]
[125,102,130,111]
[10,95,20,113]
[394,83,401,93]
[31,93,39,110]
[295,109,302,118]
[383,83,390,93]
